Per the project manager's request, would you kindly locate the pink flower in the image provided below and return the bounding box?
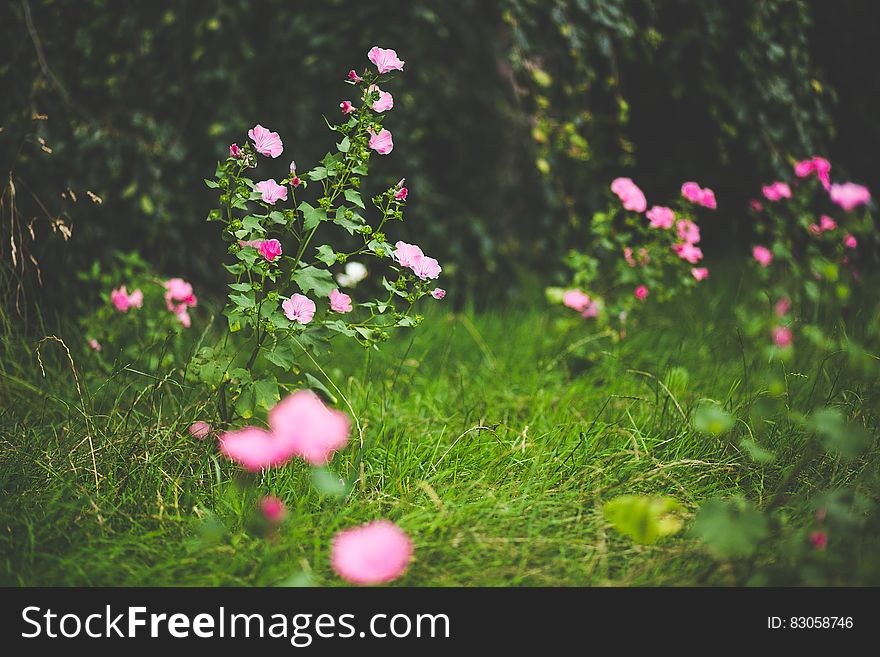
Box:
[773,326,793,348]
[340,100,355,115]
[410,254,442,280]
[430,288,446,300]
[808,223,822,236]
[395,187,408,201]
[110,286,143,313]
[269,390,350,465]
[581,300,599,319]
[681,182,717,209]
[691,267,709,281]
[634,285,649,301]
[260,496,286,523]
[774,297,791,317]
[164,278,197,319]
[282,294,316,325]
[794,159,814,177]
[229,143,242,158]
[368,85,394,112]
[844,234,857,249]
[392,241,424,267]
[218,427,297,472]
[795,156,831,190]
[175,309,192,328]
[819,215,837,232]
[248,124,283,158]
[762,182,792,202]
[367,46,405,74]
[189,421,212,440]
[830,182,871,211]
[749,199,764,212]
[258,238,282,262]
[291,176,302,188]
[255,179,288,205]
[563,289,591,312]
[752,245,773,267]
[610,177,647,213]
[809,530,828,550]
[329,288,353,313]
[348,69,363,83]
[623,246,636,267]
[368,129,394,155]
[676,219,700,244]
[87,338,102,352]
[331,520,413,585]
[674,242,703,263]
[646,205,674,229]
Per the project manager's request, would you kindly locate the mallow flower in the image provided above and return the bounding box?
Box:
[410,254,442,280]
[258,239,282,262]
[392,241,424,267]
[634,285,649,301]
[646,205,674,229]
[691,267,709,281]
[248,124,283,158]
[752,245,773,267]
[430,288,446,300]
[674,242,703,264]
[610,177,647,213]
[367,46,405,73]
[830,182,871,211]
[269,390,350,465]
[681,182,717,209]
[368,85,394,112]
[368,129,394,155]
[676,219,700,244]
[282,294,316,324]
[329,289,353,313]
[331,520,413,585]
[762,182,792,202]
[255,179,288,205]
[563,289,591,312]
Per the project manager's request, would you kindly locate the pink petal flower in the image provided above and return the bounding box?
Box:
[218,427,297,472]
[282,294,316,325]
[331,520,413,585]
[392,241,424,268]
[623,246,636,267]
[819,215,837,232]
[248,124,283,158]
[368,85,394,112]
[229,143,242,158]
[691,267,709,281]
[610,177,647,213]
[260,496,286,523]
[774,297,791,317]
[329,288,353,313]
[673,242,703,264]
[762,182,792,202]
[367,46,405,74]
[646,205,674,229]
[269,390,350,465]
[340,100,355,115]
[258,238,282,262]
[676,219,700,244]
[773,326,793,348]
[409,254,442,280]
[87,338,102,351]
[749,199,764,212]
[830,182,871,212]
[189,421,212,440]
[254,179,288,205]
[128,289,144,309]
[164,278,197,314]
[794,159,815,177]
[430,288,446,300]
[347,69,363,83]
[563,289,591,312]
[681,182,716,208]
[634,285,649,301]
[368,129,394,155]
[843,234,858,249]
[395,187,408,201]
[752,245,773,267]
[175,309,192,328]
[581,300,599,319]
[809,530,828,550]
[111,286,133,312]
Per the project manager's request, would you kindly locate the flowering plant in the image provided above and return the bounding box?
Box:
[549,177,712,336]
[740,157,874,357]
[196,48,443,421]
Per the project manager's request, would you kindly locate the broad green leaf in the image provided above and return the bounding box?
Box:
[603,495,684,545]
[253,377,280,411]
[692,498,768,558]
[336,136,351,153]
[344,189,365,209]
[693,402,734,436]
[315,244,337,266]
[293,266,336,296]
[298,202,326,231]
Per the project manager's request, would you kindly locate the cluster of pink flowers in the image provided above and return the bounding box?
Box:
[563,289,598,319]
[762,181,792,202]
[808,215,837,235]
[681,181,717,209]
[392,241,442,280]
[342,47,404,156]
[164,278,198,327]
[794,156,831,190]
[610,177,647,213]
[219,390,350,469]
[110,286,144,313]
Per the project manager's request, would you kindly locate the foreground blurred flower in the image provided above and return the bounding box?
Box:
[189,421,212,440]
[368,85,394,112]
[248,124,283,158]
[260,496,287,523]
[336,261,368,287]
[646,205,674,229]
[634,285,649,301]
[219,427,294,471]
[749,199,763,212]
[258,239,282,262]
[329,289,353,313]
[430,288,446,300]
[367,46,405,73]
[563,289,591,312]
[691,267,709,281]
[368,129,394,155]
[681,182,716,209]
[794,156,831,190]
[269,390,350,465]
[772,326,793,348]
[111,286,144,313]
[255,179,288,205]
[830,182,871,211]
[752,245,773,267]
[610,177,647,213]
[282,294,316,325]
[762,182,791,202]
[331,520,413,585]
[819,215,837,232]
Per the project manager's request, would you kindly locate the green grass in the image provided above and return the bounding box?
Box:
[1,277,878,586]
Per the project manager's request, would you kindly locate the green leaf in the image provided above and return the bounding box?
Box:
[204,178,220,189]
[603,495,684,545]
[234,384,256,419]
[311,466,349,498]
[315,244,337,266]
[306,167,327,181]
[336,136,351,153]
[264,340,299,370]
[693,402,734,437]
[253,377,280,411]
[344,189,365,209]
[293,266,336,296]
[808,408,871,460]
[692,498,768,558]
[298,202,326,231]
[229,292,255,309]
[739,438,776,464]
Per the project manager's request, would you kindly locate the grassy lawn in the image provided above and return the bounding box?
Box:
[1,273,877,586]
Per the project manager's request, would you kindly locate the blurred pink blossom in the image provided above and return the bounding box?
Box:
[563,289,591,312]
[110,286,143,313]
[830,182,871,211]
[430,288,446,300]
[749,199,763,212]
[819,215,837,232]
[189,421,212,440]
[610,177,647,213]
[843,234,858,249]
[634,285,649,301]
[260,496,287,523]
[681,182,716,209]
[762,182,791,202]
[674,242,703,263]
[773,326,793,348]
[691,267,709,281]
[331,520,413,585]
[752,245,773,267]
[676,219,700,244]
[218,427,296,472]
[269,390,350,465]
[646,205,674,229]
[87,338,102,351]
[774,297,791,317]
